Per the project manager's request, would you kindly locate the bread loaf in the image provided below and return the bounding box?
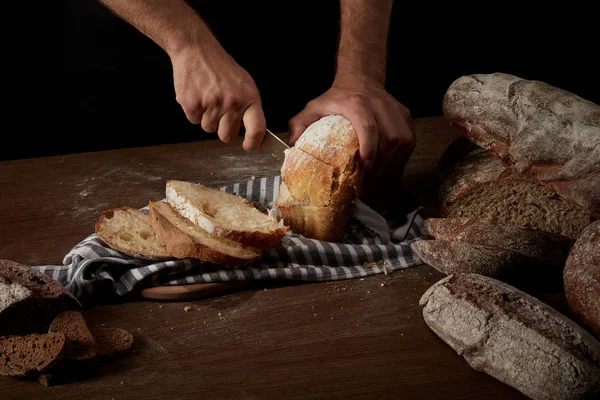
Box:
[0,260,81,336]
[443,72,600,216]
[439,136,594,239]
[564,220,600,338]
[420,274,600,400]
[276,115,363,242]
[48,311,97,364]
[92,327,134,364]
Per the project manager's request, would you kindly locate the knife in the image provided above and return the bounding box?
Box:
[261,128,289,163]
[261,128,390,242]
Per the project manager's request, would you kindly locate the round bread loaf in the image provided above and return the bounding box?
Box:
[276,115,363,242]
[564,220,600,338]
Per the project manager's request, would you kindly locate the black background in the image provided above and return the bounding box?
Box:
[8,1,598,161]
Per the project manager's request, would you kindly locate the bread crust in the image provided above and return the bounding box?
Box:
[148,201,261,267]
[276,115,363,242]
[420,274,600,400]
[564,221,600,338]
[443,72,600,216]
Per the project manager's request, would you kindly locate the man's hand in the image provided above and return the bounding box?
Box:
[170,47,266,150]
[97,0,266,150]
[288,78,414,174]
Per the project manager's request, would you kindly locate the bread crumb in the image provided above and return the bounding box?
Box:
[184,306,191,312]
[383,263,390,275]
[210,172,214,176]
[159,305,164,309]
[380,283,385,287]
[251,175,255,180]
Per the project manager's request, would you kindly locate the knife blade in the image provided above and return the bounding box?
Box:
[261,128,290,163]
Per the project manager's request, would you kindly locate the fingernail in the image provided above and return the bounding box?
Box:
[363,160,374,170]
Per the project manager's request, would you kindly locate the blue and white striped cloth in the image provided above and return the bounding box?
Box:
[31,176,426,305]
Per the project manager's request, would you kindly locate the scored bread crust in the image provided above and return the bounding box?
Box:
[148,201,262,267]
[564,220,600,338]
[443,72,600,216]
[419,273,600,400]
[166,180,288,250]
[95,207,172,261]
[276,115,363,242]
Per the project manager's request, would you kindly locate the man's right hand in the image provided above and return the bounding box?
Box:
[170,43,266,151]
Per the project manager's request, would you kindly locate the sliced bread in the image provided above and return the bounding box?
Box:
[149,201,262,266]
[0,260,81,336]
[439,136,594,239]
[166,180,289,249]
[0,332,66,377]
[92,327,134,364]
[48,311,97,363]
[95,206,172,260]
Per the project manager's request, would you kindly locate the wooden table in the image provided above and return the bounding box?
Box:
[0,117,528,399]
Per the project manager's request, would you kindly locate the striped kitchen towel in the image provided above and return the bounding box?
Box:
[31,176,427,305]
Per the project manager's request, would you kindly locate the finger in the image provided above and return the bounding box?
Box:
[342,105,378,170]
[241,102,267,151]
[288,103,326,145]
[217,111,243,143]
[180,102,204,125]
[200,106,223,133]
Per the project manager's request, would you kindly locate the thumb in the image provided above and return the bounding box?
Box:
[288,104,325,145]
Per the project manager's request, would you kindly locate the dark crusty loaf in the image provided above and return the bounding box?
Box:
[439,136,594,239]
[564,220,600,338]
[0,332,66,377]
[443,72,600,216]
[419,274,600,400]
[0,260,81,336]
[49,311,97,363]
[92,327,134,364]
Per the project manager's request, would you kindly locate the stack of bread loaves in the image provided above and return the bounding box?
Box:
[95,180,290,267]
[1,260,134,386]
[413,73,600,400]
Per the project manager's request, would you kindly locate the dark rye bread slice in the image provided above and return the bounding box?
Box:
[0,332,66,377]
[564,221,600,339]
[420,274,600,400]
[439,136,595,240]
[443,72,600,216]
[48,311,97,362]
[92,327,134,364]
[0,260,81,336]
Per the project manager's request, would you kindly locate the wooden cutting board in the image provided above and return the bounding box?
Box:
[139,282,244,301]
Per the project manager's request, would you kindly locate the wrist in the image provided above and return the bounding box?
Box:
[164,21,221,61]
[333,69,386,91]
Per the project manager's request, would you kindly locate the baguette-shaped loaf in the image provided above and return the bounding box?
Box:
[148,201,262,266]
[420,274,600,400]
[276,115,363,242]
[424,217,571,266]
[443,73,600,216]
[439,136,594,239]
[564,221,600,338]
[166,180,288,249]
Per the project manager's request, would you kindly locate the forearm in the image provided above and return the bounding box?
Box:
[335,0,393,87]
[97,0,219,57]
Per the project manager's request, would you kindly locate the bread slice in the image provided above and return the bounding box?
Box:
[0,260,81,336]
[48,311,97,363]
[439,136,594,239]
[166,180,288,249]
[149,201,262,266]
[92,327,134,364]
[0,332,66,377]
[95,207,172,260]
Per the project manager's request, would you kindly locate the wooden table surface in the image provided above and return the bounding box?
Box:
[0,117,528,399]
